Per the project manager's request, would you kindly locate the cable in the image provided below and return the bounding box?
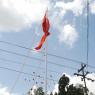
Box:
[0,48,78,70]
[0,57,77,75]
[1,40,94,72]
[0,48,95,70]
[0,48,43,62]
[10,31,37,93]
[0,40,44,54]
[47,53,82,64]
[0,66,57,82]
[0,66,39,77]
[0,47,95,71]
[1,40,94,69]
[0,57,58,74]
[48,61,77,70]
[0,40,85,64]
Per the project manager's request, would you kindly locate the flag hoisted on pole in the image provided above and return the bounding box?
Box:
[44,8,49,95]
[35,8,50,95]
[35,9,50,50]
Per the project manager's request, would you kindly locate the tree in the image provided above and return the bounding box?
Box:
[50,92,53,95]
[35,87,44,95]
[54,92,58,95]
[58,74,69,95]
[89,92,94,95]
[58,74,85,95]
[27,87,36,95]
[67,84,84,95]
[27,88,32,95]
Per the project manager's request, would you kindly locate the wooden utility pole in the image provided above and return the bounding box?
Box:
[74,63,95,95]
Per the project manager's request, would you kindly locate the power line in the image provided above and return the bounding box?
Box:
[0,48,43,62]
[10,29,38,94]
[0,47,95,70]
[0,40,85,64]
[0,41,42,53]
[0,49,79,89]
[0,48,95,78]
[0,65,57,82]
[47,53,82,64]
[0,48,78,70]
[0,66,40,77]
[0,46,77,93]
[0,40,94,69]
[0,57,62,74]
[0,40,95,71]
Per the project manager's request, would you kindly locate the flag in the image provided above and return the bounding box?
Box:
[35,11,50,50]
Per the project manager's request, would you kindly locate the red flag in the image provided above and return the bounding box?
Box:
[42,13,50,35]
[35,34,47,50]
[35,11,50,50]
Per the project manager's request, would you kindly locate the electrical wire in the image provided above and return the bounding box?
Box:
[0,47,95,70]
[0,48,78,70]
[0,40,94,69]
[0,40,84,64]
[0,40,44,54]
[10,31,37,93]
[0,48,43,62]
[0,57,61,74]
[0,66,57,82]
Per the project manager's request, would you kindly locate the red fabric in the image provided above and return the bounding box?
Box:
[35,34,47,50]
[42,14,50,35]
[35,12,50,50]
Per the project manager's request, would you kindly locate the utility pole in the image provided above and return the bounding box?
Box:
[74,63,95,95]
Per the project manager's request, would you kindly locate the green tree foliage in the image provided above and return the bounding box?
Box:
[54,92,58,95]
[58,74,69,95]
[50,92,53,95]
[27,88,35,95]
[58,74,85,95]
[67,84,84,95]
[35,87,44,95]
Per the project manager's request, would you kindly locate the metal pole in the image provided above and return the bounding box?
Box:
[45,39,47,95]
[86,0,89,69]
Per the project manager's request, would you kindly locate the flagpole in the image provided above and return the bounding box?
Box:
[45,38,48,95]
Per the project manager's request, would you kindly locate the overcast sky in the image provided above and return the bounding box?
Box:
[0,0,95,95]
